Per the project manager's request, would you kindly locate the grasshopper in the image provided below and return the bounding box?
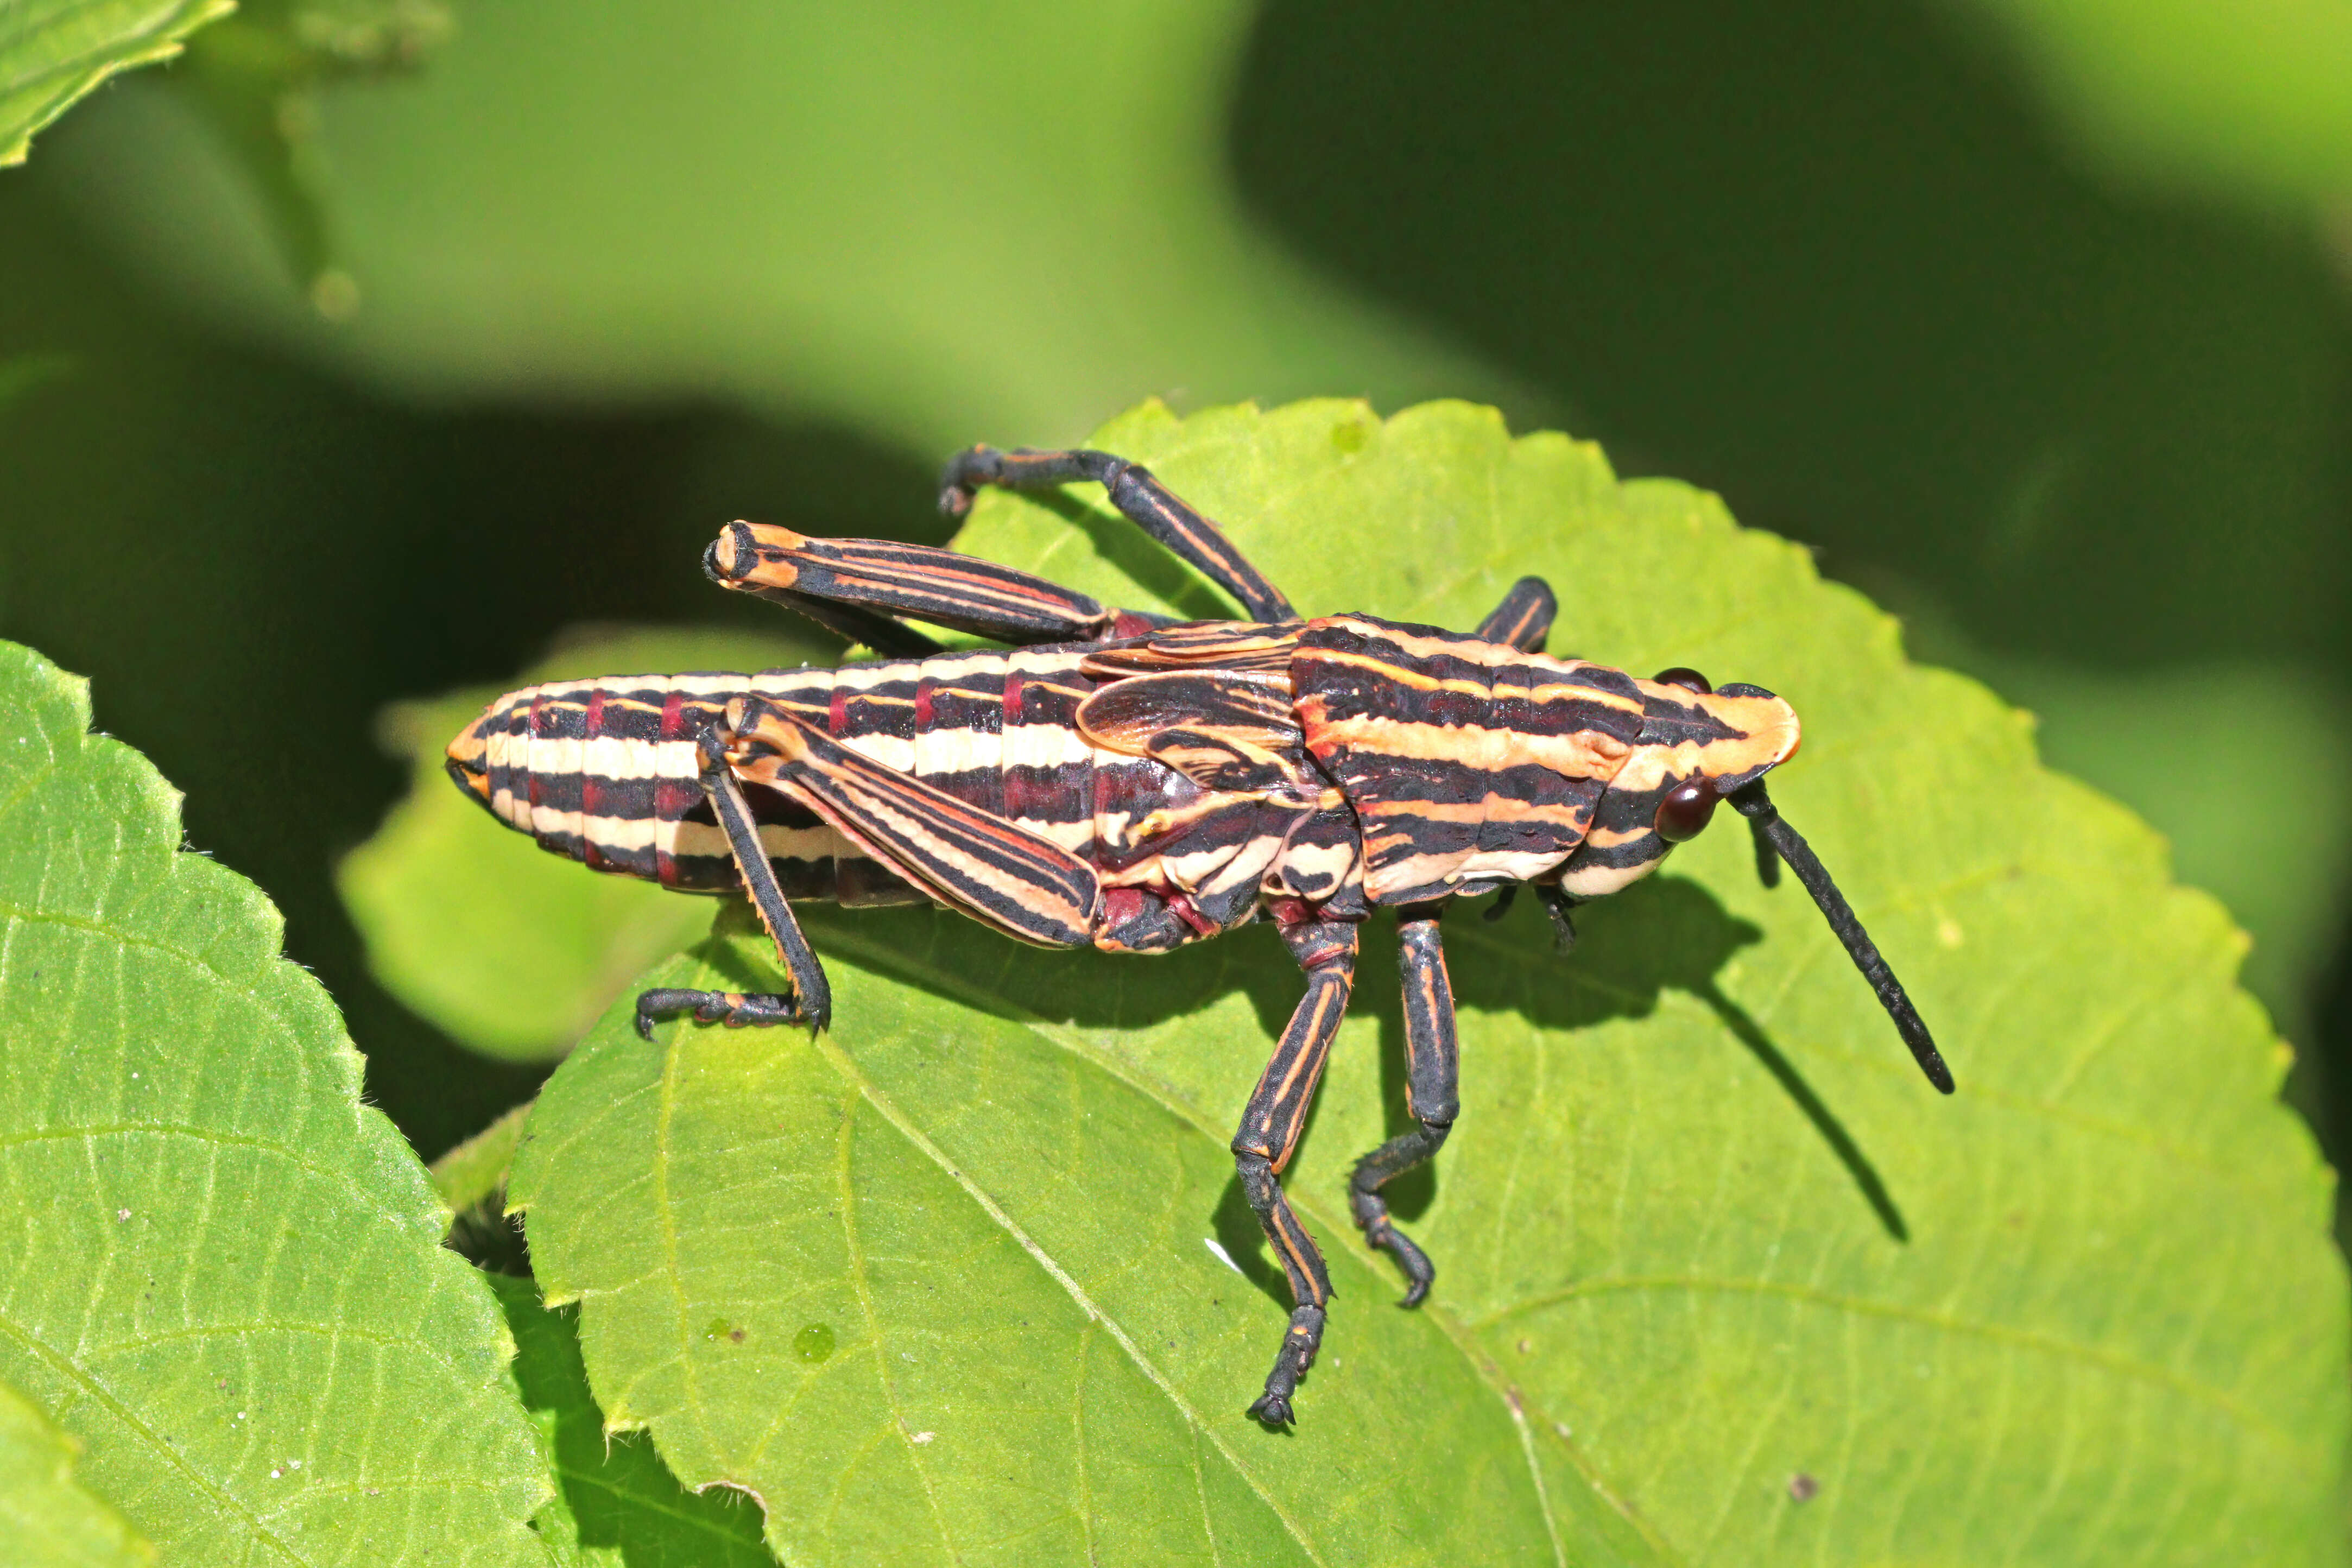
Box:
[446,444,1951,1425]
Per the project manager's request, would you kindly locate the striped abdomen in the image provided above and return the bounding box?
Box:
[445,646,1315,938]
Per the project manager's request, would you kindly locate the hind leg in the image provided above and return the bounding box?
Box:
[706,521,1171,654]
[635,727,831,1038]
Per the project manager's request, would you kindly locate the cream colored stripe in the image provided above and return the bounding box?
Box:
[834,732,915,773]
[1450,848,1571,884]
[519,734,703,781]
[1559,853,1665,897]
[1360,794,1589,827]
[1002,719,1096,773]
[1314,711,1630,777]
[826,781,1092,932]
[913,707,1001,783]
[827,660,925,694]
[528,801,584,845]
[1017,816,1097,855]
[1363,848,1471,901]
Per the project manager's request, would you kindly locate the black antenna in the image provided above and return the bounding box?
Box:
[1748,815,1781,889]
[1729,781,1954,1094]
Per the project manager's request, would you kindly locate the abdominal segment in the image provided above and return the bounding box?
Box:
[461,643,1351,944]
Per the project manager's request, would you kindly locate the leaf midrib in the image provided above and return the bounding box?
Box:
[0,1308,305,1566]
[798,1023,1334,1568]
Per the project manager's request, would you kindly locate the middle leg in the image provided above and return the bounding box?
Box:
[635,725,832,1039]
[1350,902,1459,1305]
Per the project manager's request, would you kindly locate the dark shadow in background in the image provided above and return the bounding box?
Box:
[1230,0,2352,1222]
[1230,0,2352,674]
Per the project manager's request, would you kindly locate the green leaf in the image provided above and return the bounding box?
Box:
[490,1272,777,1567]
[339,624,825,1062]
[508,400,2348,1563]
[1958,0,2352,208]
[43,0,1504,452]
[0,638,555,1562]
[0,1376,154,1567]
[174,0,456,298]
[0,0,232,167]
[430,1102,532,1213]
[1958,655,2352,1046]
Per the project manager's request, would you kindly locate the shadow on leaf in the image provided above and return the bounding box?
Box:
[1445,875,1911,1244]
[774,863,1906,1321]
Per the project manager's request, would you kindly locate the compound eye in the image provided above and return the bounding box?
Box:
[1652,667,1711,694]
[1654,775,1720,843]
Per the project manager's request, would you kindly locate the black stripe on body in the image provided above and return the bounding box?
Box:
[1559,678,1802,899]
[453,637,1368,941]
[1300,616,1639,712]
[1079,620,1303,677]
[1624,690,1755,749]
[1003,648,1102,859]
[460,650,1107,902]
[914,662,1007,820]
[727,701,1101,946]
[1292,614,1643,903]
[468,668,841,892]
[711,523,1118,643]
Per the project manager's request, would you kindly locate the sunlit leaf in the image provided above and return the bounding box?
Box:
[0,638,554,1563]
[0,0,231,166]
[490,1272,777,1567]
[0,1376,153,1566]
[509,400,2349,1564]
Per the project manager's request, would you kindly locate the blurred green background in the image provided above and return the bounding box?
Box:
[2,0,2347,1208]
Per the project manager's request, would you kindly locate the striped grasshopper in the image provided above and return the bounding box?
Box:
[446,444,1951,1426]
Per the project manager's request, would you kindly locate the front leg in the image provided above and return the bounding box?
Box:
[1349,902,1458,1304]
[635,726,832,1039]
[1234,917,1358,1426]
